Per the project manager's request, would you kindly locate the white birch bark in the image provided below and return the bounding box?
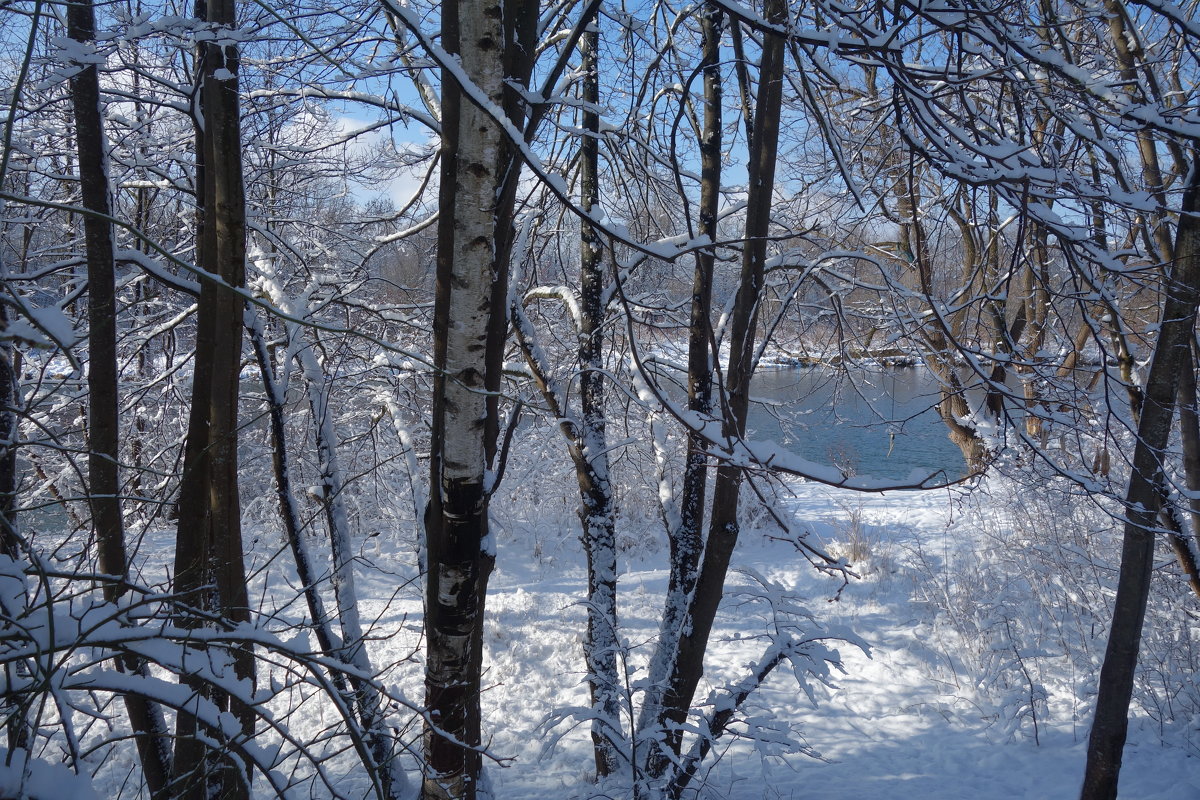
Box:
[423,3,511,798]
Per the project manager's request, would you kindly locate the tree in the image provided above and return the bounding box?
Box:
[66,0,172,793]
[1081,149,1200,800]
[412,1,536,797]
[636,1,723,755]
[652,0,788,789]
[170,0,254,794]
[3,0,1200,797]
[508,5,623,777]
[852,1,1200,792]
[575,18,622,777]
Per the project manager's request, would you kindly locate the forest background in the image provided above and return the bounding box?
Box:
[0,0,1198,798]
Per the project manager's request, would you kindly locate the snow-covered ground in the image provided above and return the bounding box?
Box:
[343,477,1199,799]
[59,468,1193,799]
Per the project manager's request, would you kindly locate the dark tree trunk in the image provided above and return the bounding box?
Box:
[1169,344,1200,598]
[1080,150,1200,800]
[247,317,348,690]
[0,304,15,560]
[680,0,724,624]
[171,0,253,795]
[639,0,723,772]
[577,17,622,780]
[0,300,26,756]
[653,0,787,778]
[67,1,172,794]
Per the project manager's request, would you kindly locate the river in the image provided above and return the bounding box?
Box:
[746,367,967,481]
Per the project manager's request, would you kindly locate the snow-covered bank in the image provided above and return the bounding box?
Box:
[70,470,1195,799]
[408,477,1199,799]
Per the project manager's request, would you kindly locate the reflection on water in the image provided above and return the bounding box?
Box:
[746,368,966,481]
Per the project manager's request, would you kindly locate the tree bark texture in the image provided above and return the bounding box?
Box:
[0,302,15,562]
[0,275,27,757]
[423,3,535,798]
[1172,346,1200,598]
[67,2,173,794]
[1080,151,1200,800]
[577,19,622,780]
[171,0,253,795]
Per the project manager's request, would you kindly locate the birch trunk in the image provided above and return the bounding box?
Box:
[423,2,535,798]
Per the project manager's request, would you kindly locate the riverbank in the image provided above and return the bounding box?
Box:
[335,474,1199,798]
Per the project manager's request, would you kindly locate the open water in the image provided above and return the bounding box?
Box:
[747,367,967,481]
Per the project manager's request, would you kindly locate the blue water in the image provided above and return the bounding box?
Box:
[747,367,967,481]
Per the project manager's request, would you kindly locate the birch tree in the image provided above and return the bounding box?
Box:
[417,1,536,797]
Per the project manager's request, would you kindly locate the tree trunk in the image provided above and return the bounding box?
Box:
[249,310,406,797]
[1080,150,1200,800]
[639,0,723,771]
[929,357,990,472]
[577,18,622,780]
[915,190,990,471]
[0,281,28,756]
[294,327,404,797]
[653,0,787,781]
[422,3,535,798]
[171,0,253,795]
[1172,343,1200,597]
[67,2,173,794]
[0,302,15,560]
[247,315,348,691]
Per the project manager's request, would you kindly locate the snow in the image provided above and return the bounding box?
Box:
[10,350,1195,796]
[0,752,101,800]
[10,0,1200,795]
[5,305,77,350]
[262,470,1192,800]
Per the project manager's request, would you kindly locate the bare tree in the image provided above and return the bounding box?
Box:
[576,19,623,776]
[637,0,724,778]
[1081,150,1200,800]
[66,0,172,793]
[171,0,254,795]
[650,2,790,793]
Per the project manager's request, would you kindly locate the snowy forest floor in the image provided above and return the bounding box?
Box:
[225,473,1200,799]
[421,479,1197,799]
